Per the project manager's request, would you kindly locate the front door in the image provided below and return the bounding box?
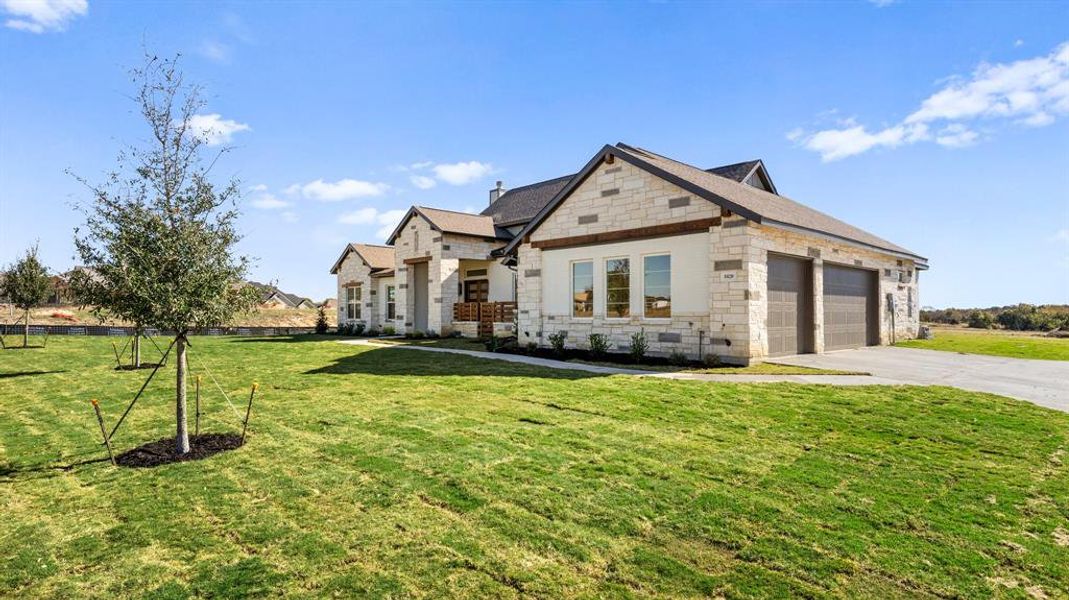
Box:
[413,261,428,333]
[464,279,489,303]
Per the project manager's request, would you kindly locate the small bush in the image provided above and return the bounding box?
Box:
[669,350,689,366]
[526,342,538,355]
[703,353,722,368]
[588,333,609,358]
[411,330,425,339]
[314,307,329,334]
[628,330,648,363]
[967,310,994,329]
[548,331,567,355]
[366,328,380,337]
[383,325,396,336]
[337,323,353,336]
[354,323,366,336]
[425,330,439,339]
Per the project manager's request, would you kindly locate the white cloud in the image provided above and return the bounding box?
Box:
[802,123,928,162]
[934,124,979,148]
[410,175,436,190]
[2,0,87,33]
[291,178,390,202]
[432,161,494,185]
[792,41,1069,160]
[410,161,434,170]
[338,207,378,225]
[1015,39,1025,48]
[198,39,231,64]
[334,206,408,240]
[1053,228,1069,244]
[187,113,250,146]
[281,211,298,223]
[868,0,897,7]
[250,193,289,210]
[248,183,268,192]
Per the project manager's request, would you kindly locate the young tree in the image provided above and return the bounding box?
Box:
[2,244,52,347]
[72,54,258,453]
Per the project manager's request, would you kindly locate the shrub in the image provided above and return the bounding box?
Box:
[588,333,609,358]
[366,328,380,337]
[703,353,722,368]
[485,336,502,352]
[628,330,648,363]
[548,331,567,355]
[410,330,425,339]
[526,342,538,355]
[337,323,353,336]
[354,323,366,336]
[967,310,994,329]
[314,306,329,334]
[669,350,689,366]
[383,325,396,336]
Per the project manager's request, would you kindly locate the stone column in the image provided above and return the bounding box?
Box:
[811,259,825,353]
[435,257,460,336]
[517,245,543,345]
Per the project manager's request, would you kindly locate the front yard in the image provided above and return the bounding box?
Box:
[898,327,1069,361]
[1,336,1067,597]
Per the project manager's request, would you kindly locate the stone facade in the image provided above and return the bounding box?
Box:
[391,213,511,336]
[516,157,921,364]
[334,251,382,329]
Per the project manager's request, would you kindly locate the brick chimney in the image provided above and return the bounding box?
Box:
[489,180,506,206]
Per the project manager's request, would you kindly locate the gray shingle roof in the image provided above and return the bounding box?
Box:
[416,206,513,240]
[706,160,761,182]
[480,174,575,227]
[613,144,923,260]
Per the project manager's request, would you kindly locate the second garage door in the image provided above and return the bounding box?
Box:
[822,264,877,351]
[767,254,812,356]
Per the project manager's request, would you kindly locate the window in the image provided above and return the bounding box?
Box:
[345,287,358,320]
[907,288,913,318]
[643,254,671,318]
[605,258,630,318]
[386,285,396,320]
[572,261,593,318]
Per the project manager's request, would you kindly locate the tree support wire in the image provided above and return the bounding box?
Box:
[106,338,176,442]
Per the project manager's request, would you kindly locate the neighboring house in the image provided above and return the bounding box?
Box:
[247,281,316,309]
[329,243,397,330]
[332,143,925,363]
[319,298,337,310]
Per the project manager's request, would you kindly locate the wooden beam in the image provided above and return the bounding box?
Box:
[529,217,721,251]
[402,256,431,265]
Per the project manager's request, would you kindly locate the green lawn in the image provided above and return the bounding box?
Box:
[898,329,1069,361]
[2,336,1067,598]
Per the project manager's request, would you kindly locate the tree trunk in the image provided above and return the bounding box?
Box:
[23,309,29,347]
[175,335,190,454]
[132,328,141,368]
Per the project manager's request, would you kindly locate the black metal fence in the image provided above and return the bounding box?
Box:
[0,324,315,337]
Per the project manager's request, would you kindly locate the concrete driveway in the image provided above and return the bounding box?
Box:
[773,346,1069,413]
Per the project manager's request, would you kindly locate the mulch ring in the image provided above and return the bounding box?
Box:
[114,362,165,371]
[116,433,243,468]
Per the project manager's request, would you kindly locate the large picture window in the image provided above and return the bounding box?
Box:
[605,258,630,318]
[572,261,594,318]
[386,285,396,320]
[643,254,671,318]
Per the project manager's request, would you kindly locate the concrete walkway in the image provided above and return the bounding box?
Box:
[340,339,896,385]
[773,346,1069,412]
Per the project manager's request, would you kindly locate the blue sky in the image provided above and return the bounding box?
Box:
[1,1,1067,308]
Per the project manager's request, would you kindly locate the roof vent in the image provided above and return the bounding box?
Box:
[489,180,506,206]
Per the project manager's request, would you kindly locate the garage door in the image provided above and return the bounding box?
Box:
[766,255,811,356]
[822,264,877,351]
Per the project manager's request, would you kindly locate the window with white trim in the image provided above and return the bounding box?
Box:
[345,287,357,320]
[643,254,671,318]
[605,258,630,318]
[572,261,593,318]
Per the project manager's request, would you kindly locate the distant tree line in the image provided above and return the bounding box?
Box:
[921,304,1069,331]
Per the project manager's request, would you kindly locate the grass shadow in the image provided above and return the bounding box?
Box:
[229,334,340,344]
[0,370,67,379]
[304,346,606,380]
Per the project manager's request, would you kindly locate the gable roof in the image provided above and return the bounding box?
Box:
[707,159,778,194]
[480,174,575,227]
[502,143,925,264]
[329,243,396,274]
[385,205,512,245]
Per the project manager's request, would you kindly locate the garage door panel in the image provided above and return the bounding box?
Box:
[767,255,811,357]
[822,264,876,351]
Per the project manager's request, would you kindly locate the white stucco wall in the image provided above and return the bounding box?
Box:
[540,233,709,318]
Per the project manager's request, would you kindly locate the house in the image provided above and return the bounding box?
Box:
[328,243,398,330]
[247,281,317,310]
[332,143,925,363]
